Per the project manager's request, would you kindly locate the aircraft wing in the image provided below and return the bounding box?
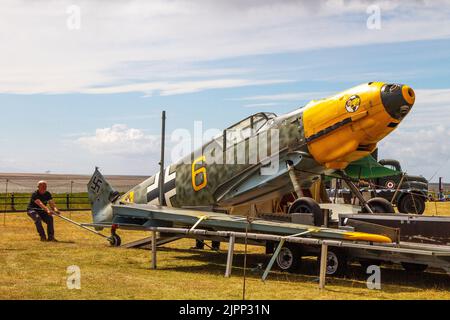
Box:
[86,203,393,243]
[344,155,401,179]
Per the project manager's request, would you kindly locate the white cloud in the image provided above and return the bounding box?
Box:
[379,125,450,181]
[1,0,450,94]
[83,79,291,96]
[243,102,280,108]
[236,91,332,101]
[76,124,160,156]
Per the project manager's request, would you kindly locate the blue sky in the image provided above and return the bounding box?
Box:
[0,0,449,181]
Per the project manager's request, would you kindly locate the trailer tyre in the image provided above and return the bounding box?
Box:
[108,234,121,247]
[363,197,395,213]
[288,197,324,226]
[275,244,302,272]
[318,249,348,277]
[401,262,427,273]
[398,194,425,215]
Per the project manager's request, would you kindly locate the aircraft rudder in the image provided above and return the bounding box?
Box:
[87,167,118,223]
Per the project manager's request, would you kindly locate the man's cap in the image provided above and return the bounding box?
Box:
[37,180,48,187]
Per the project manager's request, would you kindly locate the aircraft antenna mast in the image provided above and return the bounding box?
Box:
[158,110,166,206]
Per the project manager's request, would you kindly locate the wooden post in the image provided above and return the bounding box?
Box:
[69,181,73,219]
[11,193,15,212]
[66,193,70,210]
[225,234,235,277]
[151,229,157,269]
[319,243,328,289]
[3,179,8,226]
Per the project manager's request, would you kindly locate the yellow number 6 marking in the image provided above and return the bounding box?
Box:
[192,155,207,191]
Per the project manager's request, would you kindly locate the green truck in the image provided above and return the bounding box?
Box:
[340,153,429,214]
[374,159,428,214]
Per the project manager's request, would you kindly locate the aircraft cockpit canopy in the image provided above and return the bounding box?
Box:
[206,112,278,152]
[227,112,276,132]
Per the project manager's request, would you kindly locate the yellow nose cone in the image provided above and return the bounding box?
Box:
[402,85,415,105]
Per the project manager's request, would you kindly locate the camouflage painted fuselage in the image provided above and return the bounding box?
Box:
[120,109,320,209]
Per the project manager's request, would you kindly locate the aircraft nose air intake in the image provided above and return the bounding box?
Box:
[381,84,415,120]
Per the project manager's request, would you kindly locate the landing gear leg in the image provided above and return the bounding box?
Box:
[336,170,374,214]
[286,160,304,198]
[108,224,121,247]
[286,160,324,226]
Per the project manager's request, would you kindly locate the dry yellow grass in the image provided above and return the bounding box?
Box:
[1,202,450,300]
[424,201,450,216]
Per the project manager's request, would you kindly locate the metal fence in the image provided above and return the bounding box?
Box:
[0,193,91,212]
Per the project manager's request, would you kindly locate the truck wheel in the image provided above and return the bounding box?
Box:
[398,194,425,215]
[288,197,324,226]
[362,197,395,213]
[275,244,302,272]
[401,262,427,273]
[318,248,348,277]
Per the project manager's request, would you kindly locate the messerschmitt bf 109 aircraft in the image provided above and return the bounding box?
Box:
[87,82,415,246]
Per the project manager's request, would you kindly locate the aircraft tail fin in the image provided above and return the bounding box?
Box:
[87,168,120,224]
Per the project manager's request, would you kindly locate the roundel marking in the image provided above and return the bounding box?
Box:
[385,180,396,189]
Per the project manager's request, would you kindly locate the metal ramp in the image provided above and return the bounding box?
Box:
[121,234,184,249]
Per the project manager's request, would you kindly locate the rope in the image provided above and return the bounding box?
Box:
[428,155,450,182]
[189,215,208,232]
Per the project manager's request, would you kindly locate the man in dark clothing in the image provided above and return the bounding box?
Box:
[27,180,60,242]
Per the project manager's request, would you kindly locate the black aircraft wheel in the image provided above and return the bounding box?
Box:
[362,197,395,214]
[401,262,428,273]
[108,234,121,247]
[318,248,348,277]
[275,244,302,273]
[288,197,324,226]
[398,194,425,215]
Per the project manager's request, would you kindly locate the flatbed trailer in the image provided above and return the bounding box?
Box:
[83,204,450,280]
[79,200,450,282]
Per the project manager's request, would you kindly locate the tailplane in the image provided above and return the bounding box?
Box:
[87,168,120,224]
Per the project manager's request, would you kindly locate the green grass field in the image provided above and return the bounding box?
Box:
[0,202,449,300]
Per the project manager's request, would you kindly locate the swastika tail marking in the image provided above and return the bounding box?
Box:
[90,176,103,194]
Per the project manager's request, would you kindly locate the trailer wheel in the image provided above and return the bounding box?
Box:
[108,234,121,247]
[288,197,323,226]
[275,244,302,272]
[362,197,395,213]
[318,248,348,277]
[398,194,425,215]
[401,262,427,273]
